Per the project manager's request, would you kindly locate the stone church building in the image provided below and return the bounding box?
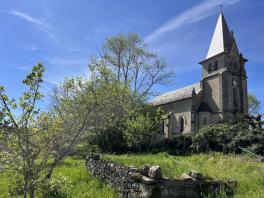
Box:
[151,11,248,138]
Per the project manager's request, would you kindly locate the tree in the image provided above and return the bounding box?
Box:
[248,93,261,115]
[0,64,90,198]
[124,111,162,153]
[101,33,173,98]
[53,61,142,153]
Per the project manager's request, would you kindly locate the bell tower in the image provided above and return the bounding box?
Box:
[199,11,248,124]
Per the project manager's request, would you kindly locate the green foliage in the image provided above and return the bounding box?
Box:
[124,113,160,152]
[8,177,24,197]
[103,33,172,98]
[41,174,72,198]
[248,93,261,115]
[105,152,264,198]
[228,127,264,155]
[151,134,193,155]
[0,63,97,197]
[192,124,236,153]
[191,124,264,156]
[0,157,118,198]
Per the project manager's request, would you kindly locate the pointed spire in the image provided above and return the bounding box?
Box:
[205,11,234,59]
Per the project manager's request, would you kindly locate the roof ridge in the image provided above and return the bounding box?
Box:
[151,82,201,106]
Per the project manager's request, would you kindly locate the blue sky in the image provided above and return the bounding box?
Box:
[0,0,263,112]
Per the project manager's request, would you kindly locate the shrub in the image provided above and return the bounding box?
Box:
[192,123,264,156]
[228,127,264,155]
[41,174,72,198]
[191,124,236,153]
[124,113,159,153]
[150,134,193,155]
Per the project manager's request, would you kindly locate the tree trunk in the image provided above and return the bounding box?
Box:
[29,184,35,198]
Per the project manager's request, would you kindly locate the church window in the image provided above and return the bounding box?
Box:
[214,60,218,71]
[161,120,165,134]
[179,116,185,132]
[233,88,238,108]
[208,63,212,73]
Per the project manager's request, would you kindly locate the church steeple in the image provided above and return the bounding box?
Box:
[206,11,235,59]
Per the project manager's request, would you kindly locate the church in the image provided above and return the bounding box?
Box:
[151,11,248,138]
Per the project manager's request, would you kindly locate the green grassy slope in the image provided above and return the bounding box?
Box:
[105,153,264,198]
[0,153,263,198]
[0,157,117,198]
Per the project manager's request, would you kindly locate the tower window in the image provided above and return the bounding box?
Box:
[208,63,212,73]
[214,60,218,71]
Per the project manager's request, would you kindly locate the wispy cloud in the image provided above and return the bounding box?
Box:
[7,9,51,29]
[6,8,58,42]
[145,0,240,43]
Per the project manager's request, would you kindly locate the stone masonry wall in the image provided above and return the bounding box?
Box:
[86,154,236,198]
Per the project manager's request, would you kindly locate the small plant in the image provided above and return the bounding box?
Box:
[8,178,24,197]
[41,174,72,198]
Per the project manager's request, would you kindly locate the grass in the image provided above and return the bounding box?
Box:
[104,152,264,198]
[0,153,263,197]
[0,157,118,198]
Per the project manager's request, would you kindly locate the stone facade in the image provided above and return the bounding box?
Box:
[86,154,237,198]
[151,11,248,137]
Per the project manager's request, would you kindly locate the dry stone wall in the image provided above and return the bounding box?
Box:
[86,153,236,198]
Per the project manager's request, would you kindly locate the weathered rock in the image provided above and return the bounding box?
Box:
[140,165,150,176]
[86,154,237,198]
[141,176,158,184]
[148,166,162,180]
[188,170,204,180]
[181,173,195,181]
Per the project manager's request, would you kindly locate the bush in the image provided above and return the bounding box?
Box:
[41,174,72,198]
[150,123,264,156]
[150,134,193,155]
[124,114,159,153]
[191,124,236,153]
[192,123,264,156]
[228,127,264,155]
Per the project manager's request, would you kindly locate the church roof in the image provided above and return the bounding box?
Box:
[206,11,234,59]
[151,82,201,106]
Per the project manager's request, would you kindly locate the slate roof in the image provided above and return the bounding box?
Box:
[151,82,201,106]
[206,11,235,59]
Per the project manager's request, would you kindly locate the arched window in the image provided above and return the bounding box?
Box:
[214,60,218,71]
[208,63,212,73]
[179,116,185,132]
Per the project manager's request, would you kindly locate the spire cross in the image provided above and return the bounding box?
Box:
[220,4,224,12]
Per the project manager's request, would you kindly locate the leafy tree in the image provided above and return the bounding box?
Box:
[101,33,174,98]
[0,64,90,198]
[124,111,161,153]
[53,61,142,153]
[248,93,261,115]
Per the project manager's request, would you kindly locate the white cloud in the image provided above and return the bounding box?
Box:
[8,9,51,29]
[6,9,58,43]
[145,0,240,43]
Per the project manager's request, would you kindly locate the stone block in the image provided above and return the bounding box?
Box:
[148,166,162,180]
[140,165,150,176]
[188,170,204,180]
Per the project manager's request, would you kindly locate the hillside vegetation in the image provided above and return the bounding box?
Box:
[105,153,264,198]
[0,153,263,197]
[0,157,117,198]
